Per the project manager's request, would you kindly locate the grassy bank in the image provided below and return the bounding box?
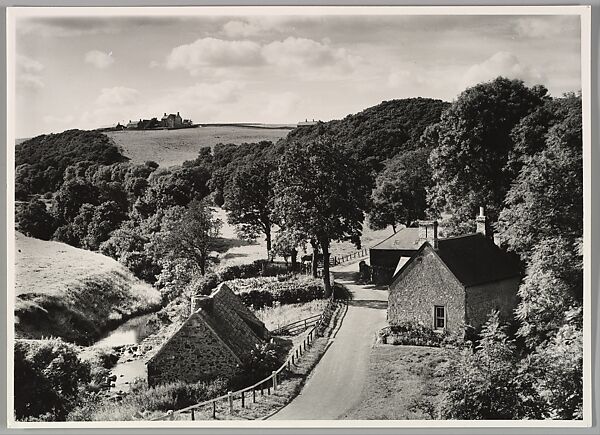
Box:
[342,344,453,420]
[15,232,161,344]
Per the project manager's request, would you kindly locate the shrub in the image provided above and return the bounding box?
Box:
[16,199,56,240]
[227,276,325,309]
[67,378,227,421]
[14,338,92,421]
[379,322,448,347]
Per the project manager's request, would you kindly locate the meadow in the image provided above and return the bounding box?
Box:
[106,125,292,168]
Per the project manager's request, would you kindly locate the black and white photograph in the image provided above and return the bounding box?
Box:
[5,5,592,428]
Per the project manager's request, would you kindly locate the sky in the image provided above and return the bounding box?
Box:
[13,12,582,138]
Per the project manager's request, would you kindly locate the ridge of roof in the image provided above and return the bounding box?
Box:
[390,233,522,289]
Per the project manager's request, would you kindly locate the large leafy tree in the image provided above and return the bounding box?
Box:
[223,158,276,256]
[274,139,369,295]
[496,95,583,259]
[155,200,222,276]
[428,77,547,231]
[368,147,431,232]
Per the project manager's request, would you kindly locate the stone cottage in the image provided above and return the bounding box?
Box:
[146,283,270,386]
[387,212,522,334]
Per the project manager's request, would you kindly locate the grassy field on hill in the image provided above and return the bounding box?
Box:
[14,232,161,344]
[106,126,291,168]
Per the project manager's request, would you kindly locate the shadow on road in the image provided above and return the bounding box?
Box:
[347,300,388,310]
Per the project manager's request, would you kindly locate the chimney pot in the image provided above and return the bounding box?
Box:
[190,295,212,315]
[476,207,487,237]
[418,220,439,249]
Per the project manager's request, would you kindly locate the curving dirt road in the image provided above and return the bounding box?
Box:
[269,262,388,420]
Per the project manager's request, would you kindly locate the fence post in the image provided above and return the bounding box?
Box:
[191,408,195,421]
[241,391,245,408]
[228,391,233,414]
[253,388,256,403]
[304,319,307,329]
[272,371,278,390]
[212,401,216,419]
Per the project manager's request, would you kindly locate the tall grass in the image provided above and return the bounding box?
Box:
[254,300,328,331]
[67,378,227,421]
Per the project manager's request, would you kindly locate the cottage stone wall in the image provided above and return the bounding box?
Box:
[388,247,465,334]
[465,277,520,330]
[147,314,240,386]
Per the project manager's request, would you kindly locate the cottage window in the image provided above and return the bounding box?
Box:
[434,305,445,330]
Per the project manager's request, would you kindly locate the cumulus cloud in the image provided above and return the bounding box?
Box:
[84,50,115,69]
[96,86,139,107]
[462,52,546,89]
[165,36,360,79]
[16,54,44,89]
[166,38,262,75]
[262,37,359,72]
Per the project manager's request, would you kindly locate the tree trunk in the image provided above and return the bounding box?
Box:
[199,255,206,276]
[310,238,319,278]
[321,240,332,297]
[291,248,297,272]
[265,226,272,260]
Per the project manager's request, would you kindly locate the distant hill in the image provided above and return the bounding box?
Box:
[106,125,292,168]
[281,98,450,171]
[15,129,128,198]
[14,232,161,345]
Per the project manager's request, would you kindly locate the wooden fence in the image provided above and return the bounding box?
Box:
[329,248,369,266]
[271,313,322,336]
[151,293,343,421]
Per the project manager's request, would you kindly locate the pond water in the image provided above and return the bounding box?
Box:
[94,313,154,347]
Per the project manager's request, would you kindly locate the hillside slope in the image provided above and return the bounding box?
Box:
[281,98,450,169]
[14,232,161,344]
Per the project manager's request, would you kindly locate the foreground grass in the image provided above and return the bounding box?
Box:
[342,344,453,420]
[15,232,161,344]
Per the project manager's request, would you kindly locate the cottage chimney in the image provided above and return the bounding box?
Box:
[476,207,487,237]
[177,112,180,116]
[190,295,213,315]
[418,220,438,249]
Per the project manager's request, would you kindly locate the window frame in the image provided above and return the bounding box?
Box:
[433,305,446,331]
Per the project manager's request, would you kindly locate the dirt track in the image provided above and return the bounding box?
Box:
[269,262,388,420]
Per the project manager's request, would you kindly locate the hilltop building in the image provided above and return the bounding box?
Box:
[387,210,521,334]
[160,112,183,128]
[297,118,318,127]
[146,283,270,386]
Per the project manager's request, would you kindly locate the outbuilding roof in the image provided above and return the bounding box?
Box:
[370,227,421,251]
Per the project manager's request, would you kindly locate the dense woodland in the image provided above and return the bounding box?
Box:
[15,77,583,420]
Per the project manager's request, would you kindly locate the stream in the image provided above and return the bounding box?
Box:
[94,313,155,347]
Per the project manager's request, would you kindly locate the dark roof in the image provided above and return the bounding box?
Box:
[370,228,421,251]
[391,233,522,288]
[435,234,521,287]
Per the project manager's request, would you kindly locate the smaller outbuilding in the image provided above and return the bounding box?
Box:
[146,283,270,386]
[387,211,522,335]
[369,227,422,284]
